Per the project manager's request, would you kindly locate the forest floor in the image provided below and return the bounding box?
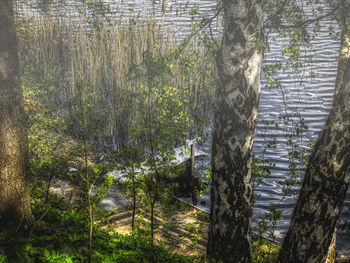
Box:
[42,176,350,262]
[44,176,281,262]
[104,205,209,257]
[44,177,208,256]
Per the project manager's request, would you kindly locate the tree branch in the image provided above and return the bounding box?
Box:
[265,2,341,29]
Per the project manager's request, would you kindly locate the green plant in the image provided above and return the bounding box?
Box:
[118,42,211,240]
[184,222,204,250]
[0,253,7,263]
[252,239,281,263]
[18,12,217,150]
[1,183,201,263]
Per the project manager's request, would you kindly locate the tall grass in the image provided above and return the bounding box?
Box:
[17,9,218,150]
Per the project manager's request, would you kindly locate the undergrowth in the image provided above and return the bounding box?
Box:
[0,186,199,263]
[0,183,280,263]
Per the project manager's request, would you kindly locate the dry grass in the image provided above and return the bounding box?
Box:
[104,204,209,257]
[102,201,282,261]
[17,9,218,149]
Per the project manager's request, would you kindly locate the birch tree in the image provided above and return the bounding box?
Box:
[207,1,263,262]
[277,1,350,262]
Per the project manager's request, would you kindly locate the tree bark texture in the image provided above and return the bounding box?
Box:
[207,1,263,262]
[0,0,32,228]
[277,2,350,262]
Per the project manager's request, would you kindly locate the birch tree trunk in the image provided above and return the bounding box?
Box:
[0,0,32,228]
[207,1,263,262]
[277,2,350,262]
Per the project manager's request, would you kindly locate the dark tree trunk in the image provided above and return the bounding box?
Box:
[190,144,197,205]
[150,200,155,242]
[207,1,263,262]
[132,173,136,232]
[0,0,32,228]
[277,2,350,262]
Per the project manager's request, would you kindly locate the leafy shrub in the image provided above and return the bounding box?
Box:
[0,185,201,263]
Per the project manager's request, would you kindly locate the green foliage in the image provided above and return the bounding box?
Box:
[19,5,218,251]
[117,40,213,239]
[23,85,77,180]
[183,222,204,249]
[255,203,283,242]
[0,185,200,263]
[252,155,275,189]
[0,253,7,263]
[259,0,325,202]
[252,204,282,263]
[18,12,217,150]
[252,238,281,263]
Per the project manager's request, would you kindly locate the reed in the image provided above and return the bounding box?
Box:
[17,9,218,150]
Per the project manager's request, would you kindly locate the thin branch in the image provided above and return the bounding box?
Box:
[172,3,223,59]
[265,3,341,29]
[29,206,50,239]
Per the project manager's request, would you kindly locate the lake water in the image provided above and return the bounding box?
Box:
[114,0,350,254]
[17,0,350,256]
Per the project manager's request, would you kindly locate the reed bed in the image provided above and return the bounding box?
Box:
[17,10,218,150]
